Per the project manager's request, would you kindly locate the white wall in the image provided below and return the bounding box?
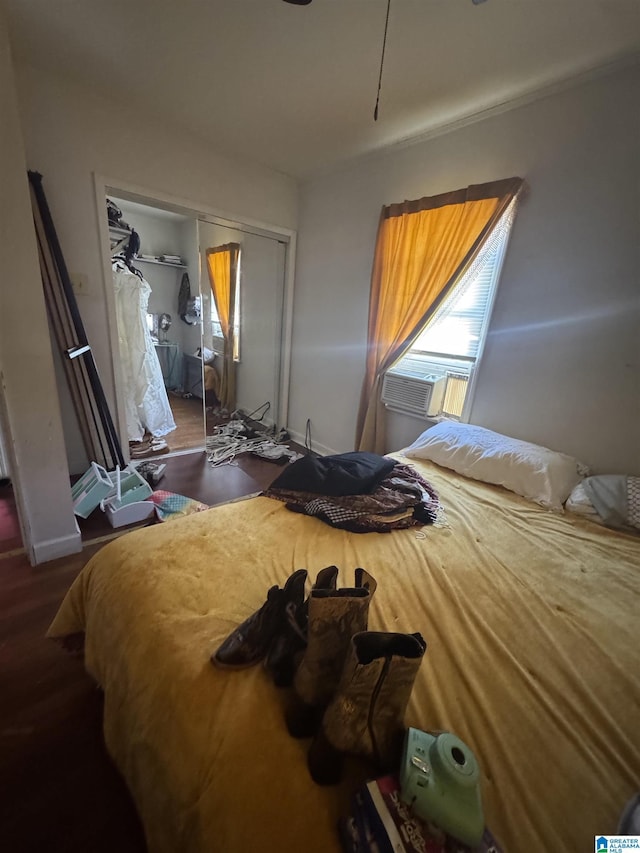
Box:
[289,65,640,474]
[13,62,298,472]
[0,6,80,562]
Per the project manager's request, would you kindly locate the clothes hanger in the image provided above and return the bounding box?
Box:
[112,230,144,279]
[112,252,144,280]
[111,235,130,257]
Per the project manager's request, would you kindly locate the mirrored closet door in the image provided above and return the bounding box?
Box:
[198,219,286,441]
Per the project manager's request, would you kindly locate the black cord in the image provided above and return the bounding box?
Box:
[374,0,391,121]
[305,418,312,453]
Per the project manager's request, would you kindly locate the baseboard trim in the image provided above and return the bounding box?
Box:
[30,530,83,565]
[288,430,338,458]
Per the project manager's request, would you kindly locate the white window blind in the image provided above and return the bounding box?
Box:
[413,201,514,360]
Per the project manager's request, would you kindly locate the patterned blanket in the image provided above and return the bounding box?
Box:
[147,490,209,522]
[263,463,444,533]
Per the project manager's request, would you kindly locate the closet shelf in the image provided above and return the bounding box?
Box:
[107,227,186,268]
[109,225,133,237]
[135,257,187,270]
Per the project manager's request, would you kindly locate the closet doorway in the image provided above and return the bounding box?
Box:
[98,180,294,465]
[106,196,204,459]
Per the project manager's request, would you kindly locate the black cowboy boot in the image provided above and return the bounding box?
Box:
[265,565,339,687]
[211,569,307,669]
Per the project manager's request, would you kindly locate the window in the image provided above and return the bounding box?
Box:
[391,199,516,420]
[208,245,241,362]
[357,176,522,452]
[210,277,241,358]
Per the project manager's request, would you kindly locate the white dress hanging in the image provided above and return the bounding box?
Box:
[113,263,176,442]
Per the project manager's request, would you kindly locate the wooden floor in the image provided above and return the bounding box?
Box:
[0,544,147,852]
[0,448,304,852]
[165,392,206,453]
[130,392,285,459]
[76,439,302,543]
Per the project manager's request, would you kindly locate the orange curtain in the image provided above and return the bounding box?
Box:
[206,243,240,410]
[355,178,523,452]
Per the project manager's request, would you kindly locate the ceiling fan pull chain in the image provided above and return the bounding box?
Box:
[374,0,392,121]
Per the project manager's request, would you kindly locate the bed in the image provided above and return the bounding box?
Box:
[48,439,640,853]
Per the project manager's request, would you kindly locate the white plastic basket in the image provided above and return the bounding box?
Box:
[71,462,113,518]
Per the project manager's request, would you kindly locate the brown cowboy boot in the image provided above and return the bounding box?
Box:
[265,565,339,687]
[285,568,377,738]
[211,569,307,669]
[307,630,427,784]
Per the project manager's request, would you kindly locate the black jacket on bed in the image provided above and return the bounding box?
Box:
[268,451,397,497]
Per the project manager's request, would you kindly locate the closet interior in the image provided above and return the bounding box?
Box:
[108,197,204,458]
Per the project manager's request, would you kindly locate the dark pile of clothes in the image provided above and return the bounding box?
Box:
[106,197,131,231]
[263,451,443,533]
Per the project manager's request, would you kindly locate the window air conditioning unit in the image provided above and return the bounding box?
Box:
[381,367,446,417]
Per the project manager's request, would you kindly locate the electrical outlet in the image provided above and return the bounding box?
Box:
[70,273,89,294]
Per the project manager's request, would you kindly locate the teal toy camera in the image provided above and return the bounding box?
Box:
[399,728,484,848]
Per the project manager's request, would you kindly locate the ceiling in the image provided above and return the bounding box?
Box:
[5,0,640,180]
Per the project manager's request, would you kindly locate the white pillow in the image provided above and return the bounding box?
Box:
[565,481,603,523]
[404,422,588,511]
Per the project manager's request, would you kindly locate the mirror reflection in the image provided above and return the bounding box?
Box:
[198,220,286,440]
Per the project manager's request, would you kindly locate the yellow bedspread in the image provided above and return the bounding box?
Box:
[48,456,640,853]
